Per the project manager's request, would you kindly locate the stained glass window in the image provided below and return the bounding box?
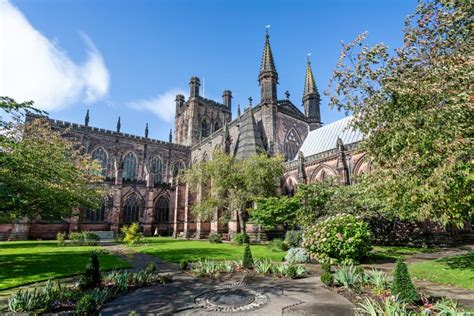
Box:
[155,196,170,223]
[123,194,141,223]
[92,147,108,176]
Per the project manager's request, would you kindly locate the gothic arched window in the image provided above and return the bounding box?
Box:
[123,152,137,180]
[85,203,106,222]
[173,160,185,178]
[123,194,142,223]
[149,156,163,183]
[154,196,170,223]
[284,129,302,162]
[92,147,108,176]
[201,119,210,138]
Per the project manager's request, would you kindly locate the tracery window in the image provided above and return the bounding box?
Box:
[284,129,301,161]
[123,152,137,180]
[85,203,106,222]
[149,156,163,183]
[91,147,108,176]
[201,119,210,138]
[123,194,142,223]
[154,196,170,223]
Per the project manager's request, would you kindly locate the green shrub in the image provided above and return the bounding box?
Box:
[355,297,407,316]
[8,279,59,312]
[302,214,372,262]
[285,230,303,248]
[333,265,362,290]
[69,231,99,246]
[243,243,254,269]
[146,262,156,273]
[320,271,334,286]
[366,269,389,293]
[233,232,250,245]
[121,223,143,246]
[285,247,308,263]
[267,238,288,252]
[179,259,189,270]
[254,259,273,274]
[391,258,418,304]
[76,294,96,314]
[56,232,66,246]
[208,233,222,244]
[78,253,101,291]
[321,262,331,273]
[89,287,112,308]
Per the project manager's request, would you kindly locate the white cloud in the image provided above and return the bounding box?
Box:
[0,0,110,111]
[127,89,186,123]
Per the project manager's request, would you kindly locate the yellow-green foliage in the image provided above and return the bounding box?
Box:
[121,223,143,246]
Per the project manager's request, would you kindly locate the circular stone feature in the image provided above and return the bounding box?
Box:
[194,283,267,312]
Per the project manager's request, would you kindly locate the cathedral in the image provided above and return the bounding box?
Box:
[3,32,371,241]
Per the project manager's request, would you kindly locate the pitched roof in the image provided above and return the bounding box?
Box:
[235,108,264,159]
[260,32,277,74]
[296,116,363,160]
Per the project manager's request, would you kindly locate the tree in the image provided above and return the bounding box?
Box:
[327,0,473,225]
[182,151,284,232]
[0,100,105,221]
[251,196,299,230]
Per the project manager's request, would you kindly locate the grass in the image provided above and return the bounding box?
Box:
[365,245,440,264]
[408,252,474,290]
[0,240,131,290]
[137,237,286,263]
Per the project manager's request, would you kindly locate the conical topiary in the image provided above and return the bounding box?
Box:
[79,252,101,290]
[243,243,254,269]
[391,258,418,303]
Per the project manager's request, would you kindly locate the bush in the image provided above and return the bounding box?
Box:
[233,232,250,245]
[303,214,372,262]
[321,262,331,273]
[285,230,303,248]
[320,271,334,286]
[267,238,288,252]
[8,279,59,312]
[146,262,156,273]
[78,253,101,291]
[243,243,254,269]
[391,258,418,304]
[76,294,96,314]
[208,233,222,244]
[56,232,66,246]
[285,247,309,263]
[121,223,143,246]
[333,265,362,290]
[69,231,100,246]
[179,259,189,270]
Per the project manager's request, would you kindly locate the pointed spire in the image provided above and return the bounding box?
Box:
[248,96,253,109]
[169,129,172,143]
[304,55,318,96]
[260,28,277,74]
[116,116,121,133]
[84,109,90,127]
[145,123,149,138]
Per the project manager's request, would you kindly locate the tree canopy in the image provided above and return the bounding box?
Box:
[327,0,473,225]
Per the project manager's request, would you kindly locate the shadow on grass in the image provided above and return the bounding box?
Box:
[438,252,474,270]
[142,247,244,263]
[0,241,58,249]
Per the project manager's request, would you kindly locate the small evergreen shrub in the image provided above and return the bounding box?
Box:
[285,247,309,263]
[285,230,303,248]
[321,262,331,273]
[391,258,418,304]
[180,259,189,270]
[233,232,250,245]
[146,262,156,273]
[320,271,334,286]
[121,223,143,246]
[208,233,222,243]
[56,232,66,246]
[79,253,101,291]
[75,294,96,314]
[267,238,288,252]
[303,214,372,262]
[243,243,254,269]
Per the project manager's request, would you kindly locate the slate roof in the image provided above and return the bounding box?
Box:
[235,108,264,159]
[295,116,363,160]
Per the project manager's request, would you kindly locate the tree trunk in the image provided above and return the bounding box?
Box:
[238,208,246,233]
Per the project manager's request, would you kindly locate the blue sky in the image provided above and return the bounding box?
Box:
[1,0,416,141]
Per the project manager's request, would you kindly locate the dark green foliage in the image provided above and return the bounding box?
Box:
[267,238,288,252]
[243,243,254,269]
[208,233,222,244]
[179,259,189,270]
[285,230,303,248]
[233,232,250,245]
[146,262,156,273]
[251,196,299,230]
[321,262,331,273]
[69,232,100,246]
[79,253,101,291]
[391,258,418,303]
[320,271,334,286]
[75,294,96,314]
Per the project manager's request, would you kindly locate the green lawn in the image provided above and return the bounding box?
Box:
[138,237,286,263]
[409,252,474,290]
[0,241,131,290]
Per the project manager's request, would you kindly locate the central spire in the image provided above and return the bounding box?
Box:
[304,57,318,95]
[258,28,278,104]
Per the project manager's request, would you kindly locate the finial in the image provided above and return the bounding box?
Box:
[145,123,149,138]
[116,116,121,133]
[248,96,253,108]
[307,53,312,64]
[237,104,241,118]
[169,129,172,143]
[285,90,290,99]
[85,109,90,127]
[265,25,271,37]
